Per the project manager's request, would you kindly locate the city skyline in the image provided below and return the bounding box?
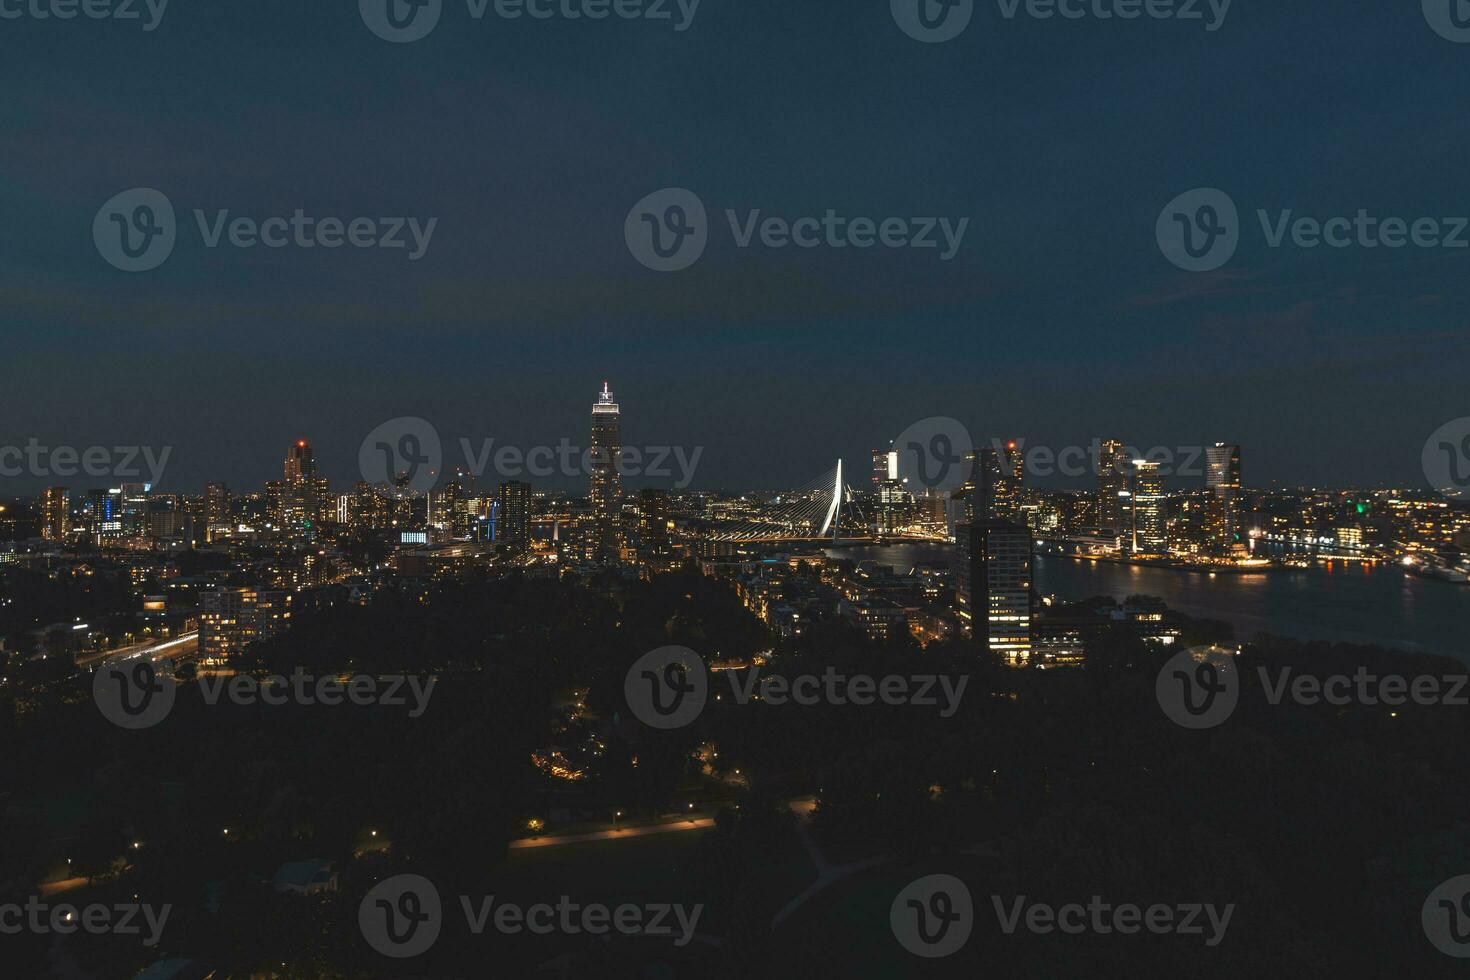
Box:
[5,5,1469,499]
[0,384,1457,496]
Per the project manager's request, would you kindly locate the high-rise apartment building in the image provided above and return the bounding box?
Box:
[589,382,623,562]
[204,483,230,542]
[955,519,1033,666]
[40,487,69,541]
[497,480,531,553]
[199,587,292,664]
[638,488,672,556]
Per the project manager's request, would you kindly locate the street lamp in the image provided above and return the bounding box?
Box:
[614,810,623,831]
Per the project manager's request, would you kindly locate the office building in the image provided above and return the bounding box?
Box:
[1097,438,1129,534]
[1205,443,1242,554]
[1130,459,1167,555]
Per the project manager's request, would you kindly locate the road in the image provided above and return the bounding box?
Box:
[509,817,716,849]
[76,632,199,669]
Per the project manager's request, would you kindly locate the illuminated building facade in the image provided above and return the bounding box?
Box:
[1130,459,1167,555]
[276,440,331,533]
[955,519,1033,665]
[1205,443,1242,554]
[40,487,69,541]
[1097,438,1129,533]
[589,382,623,562]
[205,482,231,542]
[199,587,292,663]
[497,480,531,553]
[638,488,672,557]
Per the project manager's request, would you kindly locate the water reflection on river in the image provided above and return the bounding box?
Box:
[824,543,1470,663]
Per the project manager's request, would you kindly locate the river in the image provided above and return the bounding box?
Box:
[824,543,1470,663]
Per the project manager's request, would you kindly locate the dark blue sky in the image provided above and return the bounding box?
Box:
[2,0,1467,493]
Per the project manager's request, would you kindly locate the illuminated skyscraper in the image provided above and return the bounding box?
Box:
[1205,443,1242,554]
[40,487,69,541]
[638,487,672,557]
[119,483,150,536]
[278,440,330,533]
[589,381,623,562]
[497,480,531,554]
[957,443,1023,523]
[205,483,230,542]
[955,519,1032,666]
[1097,438,1130,533]
[87,488,119,539]
[993,440,1024,522]
[284,440,316,482]
[871,448,897,488]
[1130,459,1166,555]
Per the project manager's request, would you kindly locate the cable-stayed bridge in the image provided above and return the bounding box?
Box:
[705,461,948,544]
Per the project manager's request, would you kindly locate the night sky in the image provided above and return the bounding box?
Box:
[2,0,1467,494]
